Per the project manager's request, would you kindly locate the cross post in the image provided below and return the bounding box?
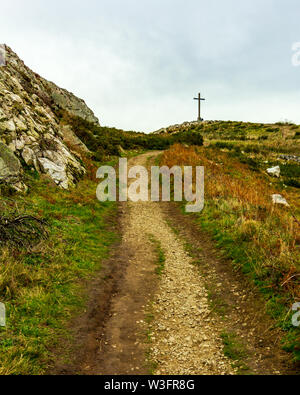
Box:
[193,93,205,121]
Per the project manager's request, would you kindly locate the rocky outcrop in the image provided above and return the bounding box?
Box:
[278,155,300,164]
[61,125,91,154]
[44,81,99,125]
[0,45,100,191]
[153,120,206,135]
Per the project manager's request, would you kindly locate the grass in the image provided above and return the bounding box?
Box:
[58,110,203,162]
[221,332,247,359]
[149,235,166,276]
[205,286,229,318]
[160,140,300,363]
[0,168,118,374]
[221,331,251,374]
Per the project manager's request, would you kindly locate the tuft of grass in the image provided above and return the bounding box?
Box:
[149,236,166,276]
[221,332,247,360]
[221,331,251,374]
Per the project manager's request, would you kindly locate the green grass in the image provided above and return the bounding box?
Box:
[58,110,203,162]
[148,236,166,276]
[156,248,166,276]
[221,331,251,374]
[194,201,300,362]
[0,171,118,374]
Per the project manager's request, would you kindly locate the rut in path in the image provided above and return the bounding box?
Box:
[56,152,293,375]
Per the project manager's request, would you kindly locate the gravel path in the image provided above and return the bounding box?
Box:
[52,151,294,375]
[125,153,235,375]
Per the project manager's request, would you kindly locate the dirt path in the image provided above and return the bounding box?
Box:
[51,152,295,375]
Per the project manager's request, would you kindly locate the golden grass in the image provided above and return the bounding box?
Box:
[161,144,300,298]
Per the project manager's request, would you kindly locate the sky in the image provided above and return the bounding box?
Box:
[1,0,300,132]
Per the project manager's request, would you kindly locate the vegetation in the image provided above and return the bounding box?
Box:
[0,114,299,372]
[58,110,204,161]
[149,236,166,276]
[221,332,250,374]
[0,167,118,374]
[161,137,300,362]
[0,214,48,248]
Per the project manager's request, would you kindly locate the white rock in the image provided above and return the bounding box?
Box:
[23,135,36,145]
[38,157,69,189]
[9,93,23,104]
[8,141,16,152]
[271,194,290,207]
[267,166,280,178]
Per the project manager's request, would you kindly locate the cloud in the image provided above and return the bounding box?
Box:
[1,0,300,132]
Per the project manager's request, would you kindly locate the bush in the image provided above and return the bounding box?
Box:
[57,110,203,160]
[294,131,300,139]
[0,213,48,248]
[284,179,300,189]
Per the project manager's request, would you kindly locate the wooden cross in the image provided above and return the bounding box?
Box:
[194,93,205,121]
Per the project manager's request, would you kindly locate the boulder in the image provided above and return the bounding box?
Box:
[271,194,290,207]
[62,125,91,154]
[22,146,36,167]
[267,166,280,178]
[38,157,69,189]
[0,119,16,133]
[0,142,26,191]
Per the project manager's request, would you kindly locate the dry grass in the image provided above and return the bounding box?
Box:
[161,144,300,360]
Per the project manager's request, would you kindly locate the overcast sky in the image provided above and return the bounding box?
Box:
[1,0,300,132]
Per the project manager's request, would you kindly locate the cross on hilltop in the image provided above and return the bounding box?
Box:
[193,93,205,121]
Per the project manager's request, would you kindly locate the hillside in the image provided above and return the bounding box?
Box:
[157,120,300,365]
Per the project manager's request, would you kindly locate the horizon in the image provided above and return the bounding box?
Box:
[1,0,300,132]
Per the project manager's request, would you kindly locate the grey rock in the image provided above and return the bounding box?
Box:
[0,45,93,190]
[0,142,26,191]
[278,154,300,163]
